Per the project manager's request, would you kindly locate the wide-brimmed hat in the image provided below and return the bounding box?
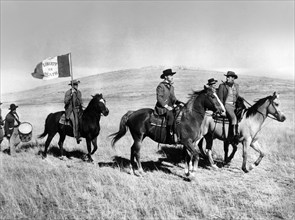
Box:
[224,71,238,79]
[160,69,176,79]
[68,79,80,85]
[9,103,18,111]
[207,78,218,85]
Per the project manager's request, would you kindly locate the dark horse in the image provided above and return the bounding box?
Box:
[39,93,109,161]
[110,87,224,176]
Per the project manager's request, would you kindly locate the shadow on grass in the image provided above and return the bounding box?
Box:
[98,144,216,181]
[37,144,87,160]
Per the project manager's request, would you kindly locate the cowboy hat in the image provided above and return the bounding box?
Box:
[224,71,238,79]
[9,103,18,111]
[68,79,80,85]
[160,69,176,79]
[207,78,218,85]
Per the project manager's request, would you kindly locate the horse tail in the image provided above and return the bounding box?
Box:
[109,111,134,147]
[38,113,53,139]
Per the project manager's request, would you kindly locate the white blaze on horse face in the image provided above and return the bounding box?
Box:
[99,99,105,104]
[213,93,225,113]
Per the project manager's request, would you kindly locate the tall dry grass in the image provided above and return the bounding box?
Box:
[0,68,294,219]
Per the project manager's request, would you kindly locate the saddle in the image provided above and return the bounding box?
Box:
[212,97,246,123]
[59,111,83,126]
[59,114,71,126]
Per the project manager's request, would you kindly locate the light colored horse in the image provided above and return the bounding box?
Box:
[186,92,286,173]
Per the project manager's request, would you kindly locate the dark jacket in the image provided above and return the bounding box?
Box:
[155,81,178,115]
[64,88,83,118]
[4,111,20,137]
[217,82,240,105]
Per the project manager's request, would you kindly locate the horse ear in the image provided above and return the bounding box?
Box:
[273,92,277,98]
[91,95,94,98]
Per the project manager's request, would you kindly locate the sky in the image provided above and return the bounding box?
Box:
[1,1,294,94]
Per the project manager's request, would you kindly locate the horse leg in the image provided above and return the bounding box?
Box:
[129,140,143,176]
[224,140,229,164]
[86,139,93,162]
[42,134,55,159]
[242,138,251,173]
[90,137,98,155]
[249,141,265,170]
[58,134,66,160]
[204,136,216,168]
[184,149,191,176]
[227,143,238,164]
[183,139,199,177]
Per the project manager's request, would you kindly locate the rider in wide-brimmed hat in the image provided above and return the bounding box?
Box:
[155,69,183,143]
[217,71,242,144]
[64,79,83,144]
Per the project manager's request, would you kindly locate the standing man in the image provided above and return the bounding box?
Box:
[155,68,182,142]
[4,104,21,156]
[217,71,241,144]
[64,79,83,144]
[0,101,4,150]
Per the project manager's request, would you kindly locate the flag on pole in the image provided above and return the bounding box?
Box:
[31,53,71,80]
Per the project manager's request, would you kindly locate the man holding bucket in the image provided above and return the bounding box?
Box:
[4,104,21,156]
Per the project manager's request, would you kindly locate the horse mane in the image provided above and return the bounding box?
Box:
[245,95,272,118]
[185,89,205,114]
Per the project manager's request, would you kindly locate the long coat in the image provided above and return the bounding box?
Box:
[4,112,20,137]
[64,89,83,119]
[217,82,240,105]
[155,81,177,115]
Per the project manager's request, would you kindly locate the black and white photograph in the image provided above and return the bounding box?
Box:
[0,1,294,219]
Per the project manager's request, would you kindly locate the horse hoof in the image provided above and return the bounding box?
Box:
[211,164,219,170]
[59,156,65,160]
[242,167,249,173]
[249,164,255,171]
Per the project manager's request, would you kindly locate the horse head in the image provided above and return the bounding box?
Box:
[203,86,225,115]
[267,92,286,122]
[91,93,109,116]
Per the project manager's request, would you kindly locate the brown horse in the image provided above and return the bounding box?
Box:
[187,92,286,173]
[110,87,224,176]
[38,94,109,161]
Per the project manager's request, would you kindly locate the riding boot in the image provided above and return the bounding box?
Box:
[166,125,174,144]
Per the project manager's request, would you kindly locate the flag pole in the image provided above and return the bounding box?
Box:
[69,53,74,87]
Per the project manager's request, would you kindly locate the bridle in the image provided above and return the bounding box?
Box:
[243,97,280,121]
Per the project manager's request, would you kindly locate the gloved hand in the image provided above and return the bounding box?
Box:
[165,104,173,111]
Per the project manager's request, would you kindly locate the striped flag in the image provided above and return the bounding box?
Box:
[31,53,71,80]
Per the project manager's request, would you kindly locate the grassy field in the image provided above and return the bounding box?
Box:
[0,67,294,219]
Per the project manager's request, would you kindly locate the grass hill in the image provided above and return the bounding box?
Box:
[0,67,294,219]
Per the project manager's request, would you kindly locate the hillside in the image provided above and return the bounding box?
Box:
[0,67,294,220]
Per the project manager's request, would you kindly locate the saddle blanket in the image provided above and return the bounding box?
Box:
[150,113,166,127]
[59,114,71,126]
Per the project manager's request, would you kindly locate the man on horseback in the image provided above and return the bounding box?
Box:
[217,71,241,144]
[64,79,83,144]
[154,68,183,143]
[206,78,218,92]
